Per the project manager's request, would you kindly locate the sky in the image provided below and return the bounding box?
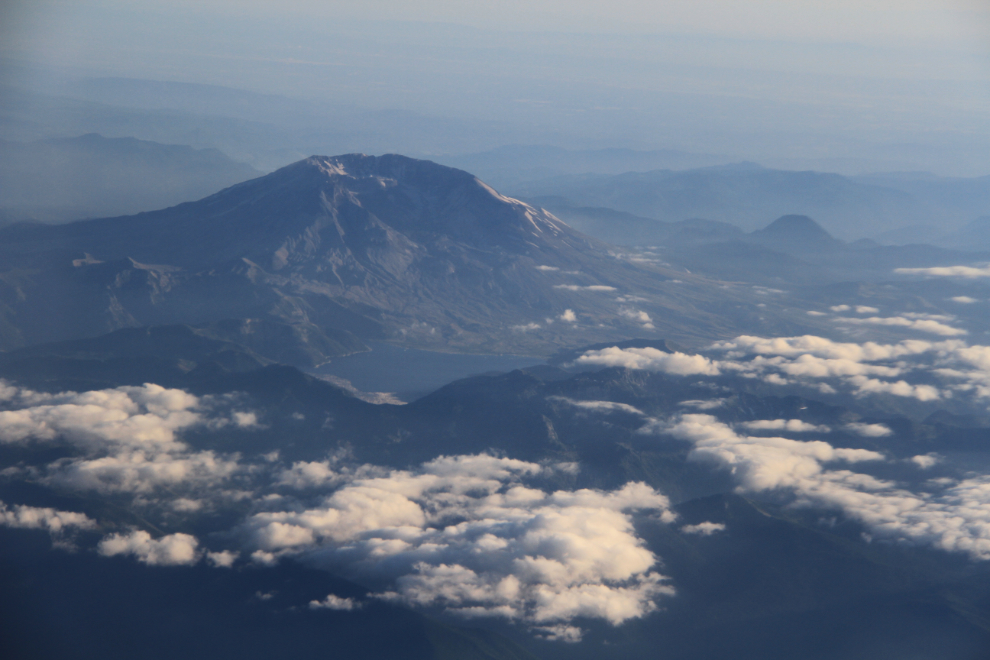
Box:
[1,0,989,174]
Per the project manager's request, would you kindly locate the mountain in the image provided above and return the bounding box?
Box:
[747,214,844,253]
[0,134,260,223]
[0,154,819,355]
[509,165,941,239]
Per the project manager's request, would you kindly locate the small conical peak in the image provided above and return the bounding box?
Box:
[760,214,834,241]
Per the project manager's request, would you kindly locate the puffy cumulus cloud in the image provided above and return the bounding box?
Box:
[46,450,240,494]
[0,500,96,533]
[845,377,940,402]
[911,454,941,469]
[0,382,202,451]
[706,334,990,403]
[740,419,830,433]
[896,265,990,279]
[856,306,880,314]
[619,308,654,329]
[0,382,255,496]
[586,333,990,404]
[711,335,936,362]
[681,522,725,535]
[830,305,851,312]
[667,415,883,492]
[207,550,238,567]
[559,309,577,323]
[310,594,360,610]
[277,460,341,489]
[659,413,990,562]
[98,530,200,566]
[575,347,720,376]
[950,296,978,304]
[241,454,675,633]
[844,423,893,437]
[835,315,966,337]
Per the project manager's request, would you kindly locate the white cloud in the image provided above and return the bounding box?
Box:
[806,310,827,316]
[511,323,541,332]
[705,335,990,402]
[575,347,720,376]
[667,414,883,492]
[46,449,241,494]
[98,530,200,566]
[536,265,559,271]
[207,550,238,567]
[549,397,645,416]
[835,315,966,337]
[310,594,360,610]
[740,419,830,433]
[277,460,341,489]
[553,284,617,292]
[559,309,577,323]
[0,381,249,495]
[911,454,941,469]
[896,265,990,279]
[950,296,978,304]
[855,306,880,314]
[233,411,260,427]
[582,333,990,406]
[830,305,851,312]
[681,522,726,535]
[0,500,96,533]
[534,624,583,643]
[0,383,202,451]
[677,399,726,410]
[619,308,654,328]
[659,413,990,562]
[844,422,893,437]
[240,454,675,632]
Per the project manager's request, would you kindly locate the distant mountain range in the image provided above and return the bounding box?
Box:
[514,164,990,240]
[0,134,260,223]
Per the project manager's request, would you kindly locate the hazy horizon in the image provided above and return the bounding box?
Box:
[2,1,989,176]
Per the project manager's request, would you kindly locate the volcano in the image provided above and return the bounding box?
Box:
[0,154,801,357]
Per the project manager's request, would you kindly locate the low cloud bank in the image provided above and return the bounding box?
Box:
[662,414,990,561]
[575,334,990,404]
[98,529,200,566]
[0,381,251,496]
[575,347,719,376]
[0,500,95,533]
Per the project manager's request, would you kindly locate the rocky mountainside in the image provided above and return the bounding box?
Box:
[0,154,812,356]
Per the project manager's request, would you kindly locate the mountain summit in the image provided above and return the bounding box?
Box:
[748,214,843,252]
[0,154,792,356]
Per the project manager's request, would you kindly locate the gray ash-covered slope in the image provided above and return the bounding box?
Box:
[0,154,805,355]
